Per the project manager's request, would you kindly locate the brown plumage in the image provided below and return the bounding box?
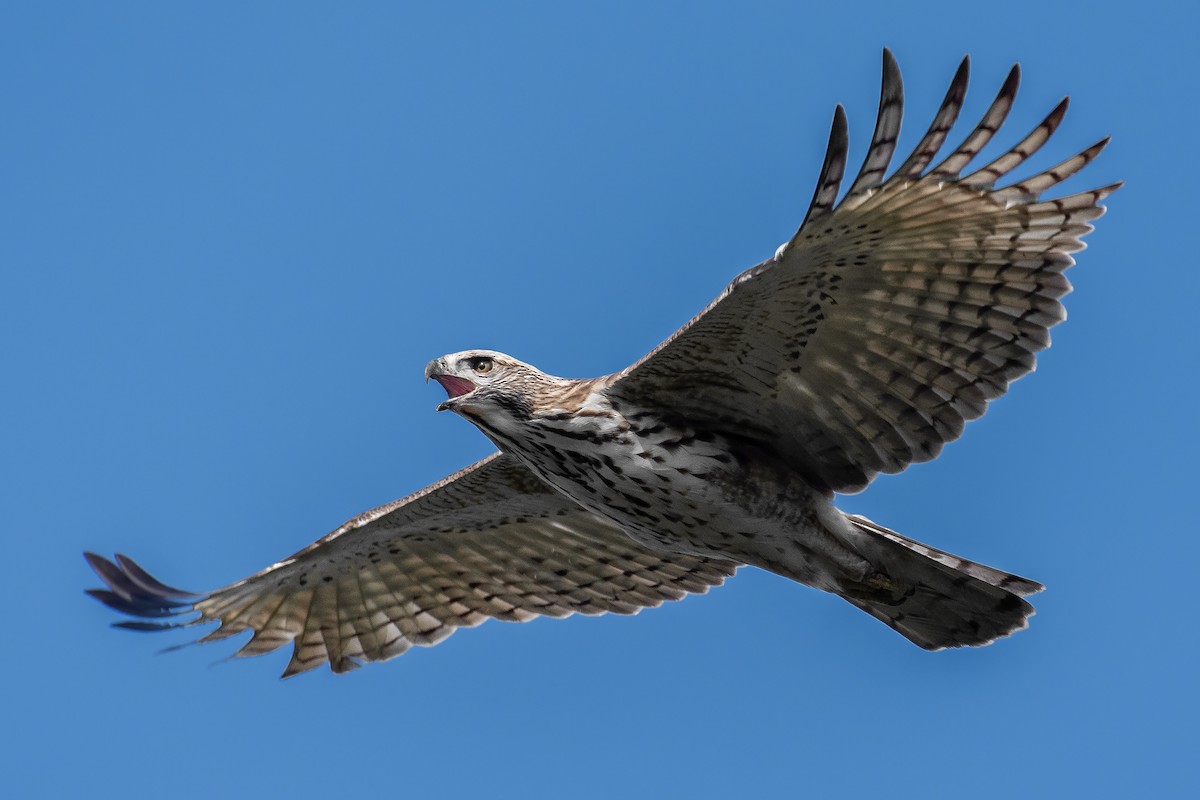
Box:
[87,50,1117,675]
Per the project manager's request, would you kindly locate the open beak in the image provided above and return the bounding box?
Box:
[425,359,476,411]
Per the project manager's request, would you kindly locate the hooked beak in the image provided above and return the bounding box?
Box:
[425,359,476,411]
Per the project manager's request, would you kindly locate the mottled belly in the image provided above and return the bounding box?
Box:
[510,424,832,573]
[485,401,868,589]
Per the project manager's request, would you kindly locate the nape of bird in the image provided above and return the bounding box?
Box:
[87,50,1118,676]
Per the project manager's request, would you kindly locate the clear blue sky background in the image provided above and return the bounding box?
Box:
[3,2,1195,797]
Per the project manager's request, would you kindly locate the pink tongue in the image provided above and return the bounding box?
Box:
[432,374,476,398]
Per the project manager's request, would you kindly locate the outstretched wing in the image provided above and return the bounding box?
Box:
[609,49,1119,493]
[87,454,737,676]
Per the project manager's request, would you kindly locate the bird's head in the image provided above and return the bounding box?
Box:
[425,350,550,421]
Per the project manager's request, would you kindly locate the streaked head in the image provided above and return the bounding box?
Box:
[425,350,549,418]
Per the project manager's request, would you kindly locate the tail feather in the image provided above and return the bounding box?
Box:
[841,514,1042,650]
[846,514,1044,596]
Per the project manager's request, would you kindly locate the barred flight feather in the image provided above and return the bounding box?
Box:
[88,455,735,676]
[612,48,1119,493]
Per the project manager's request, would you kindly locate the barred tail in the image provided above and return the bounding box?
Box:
[839,514,1043,650]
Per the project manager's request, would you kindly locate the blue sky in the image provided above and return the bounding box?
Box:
[3,2,1195,797]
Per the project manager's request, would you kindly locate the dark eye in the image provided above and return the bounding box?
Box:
[469,357,494,375]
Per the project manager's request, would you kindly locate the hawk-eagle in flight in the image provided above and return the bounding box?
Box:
[87,50,1118,676]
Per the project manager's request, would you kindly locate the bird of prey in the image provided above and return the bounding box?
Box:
[87,50,1118,677]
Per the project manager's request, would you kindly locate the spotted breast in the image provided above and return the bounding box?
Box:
[477,387,874,593]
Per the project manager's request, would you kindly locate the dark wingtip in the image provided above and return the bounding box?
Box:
[1044,96,1070,135]
[83,551,117,580]
[86,587,189,616]
[882,46,897,71]
[115,553,196,599]
[833,103,848,135]
[882,47,900,83]
[1003,63,1021,95]
[85,551,200,622]
[949,56,970,99]
[113,620,185,632]
[84,552,140,599]
[796,104,850,231]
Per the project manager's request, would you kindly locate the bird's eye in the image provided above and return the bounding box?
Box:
[469,357,494,375]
